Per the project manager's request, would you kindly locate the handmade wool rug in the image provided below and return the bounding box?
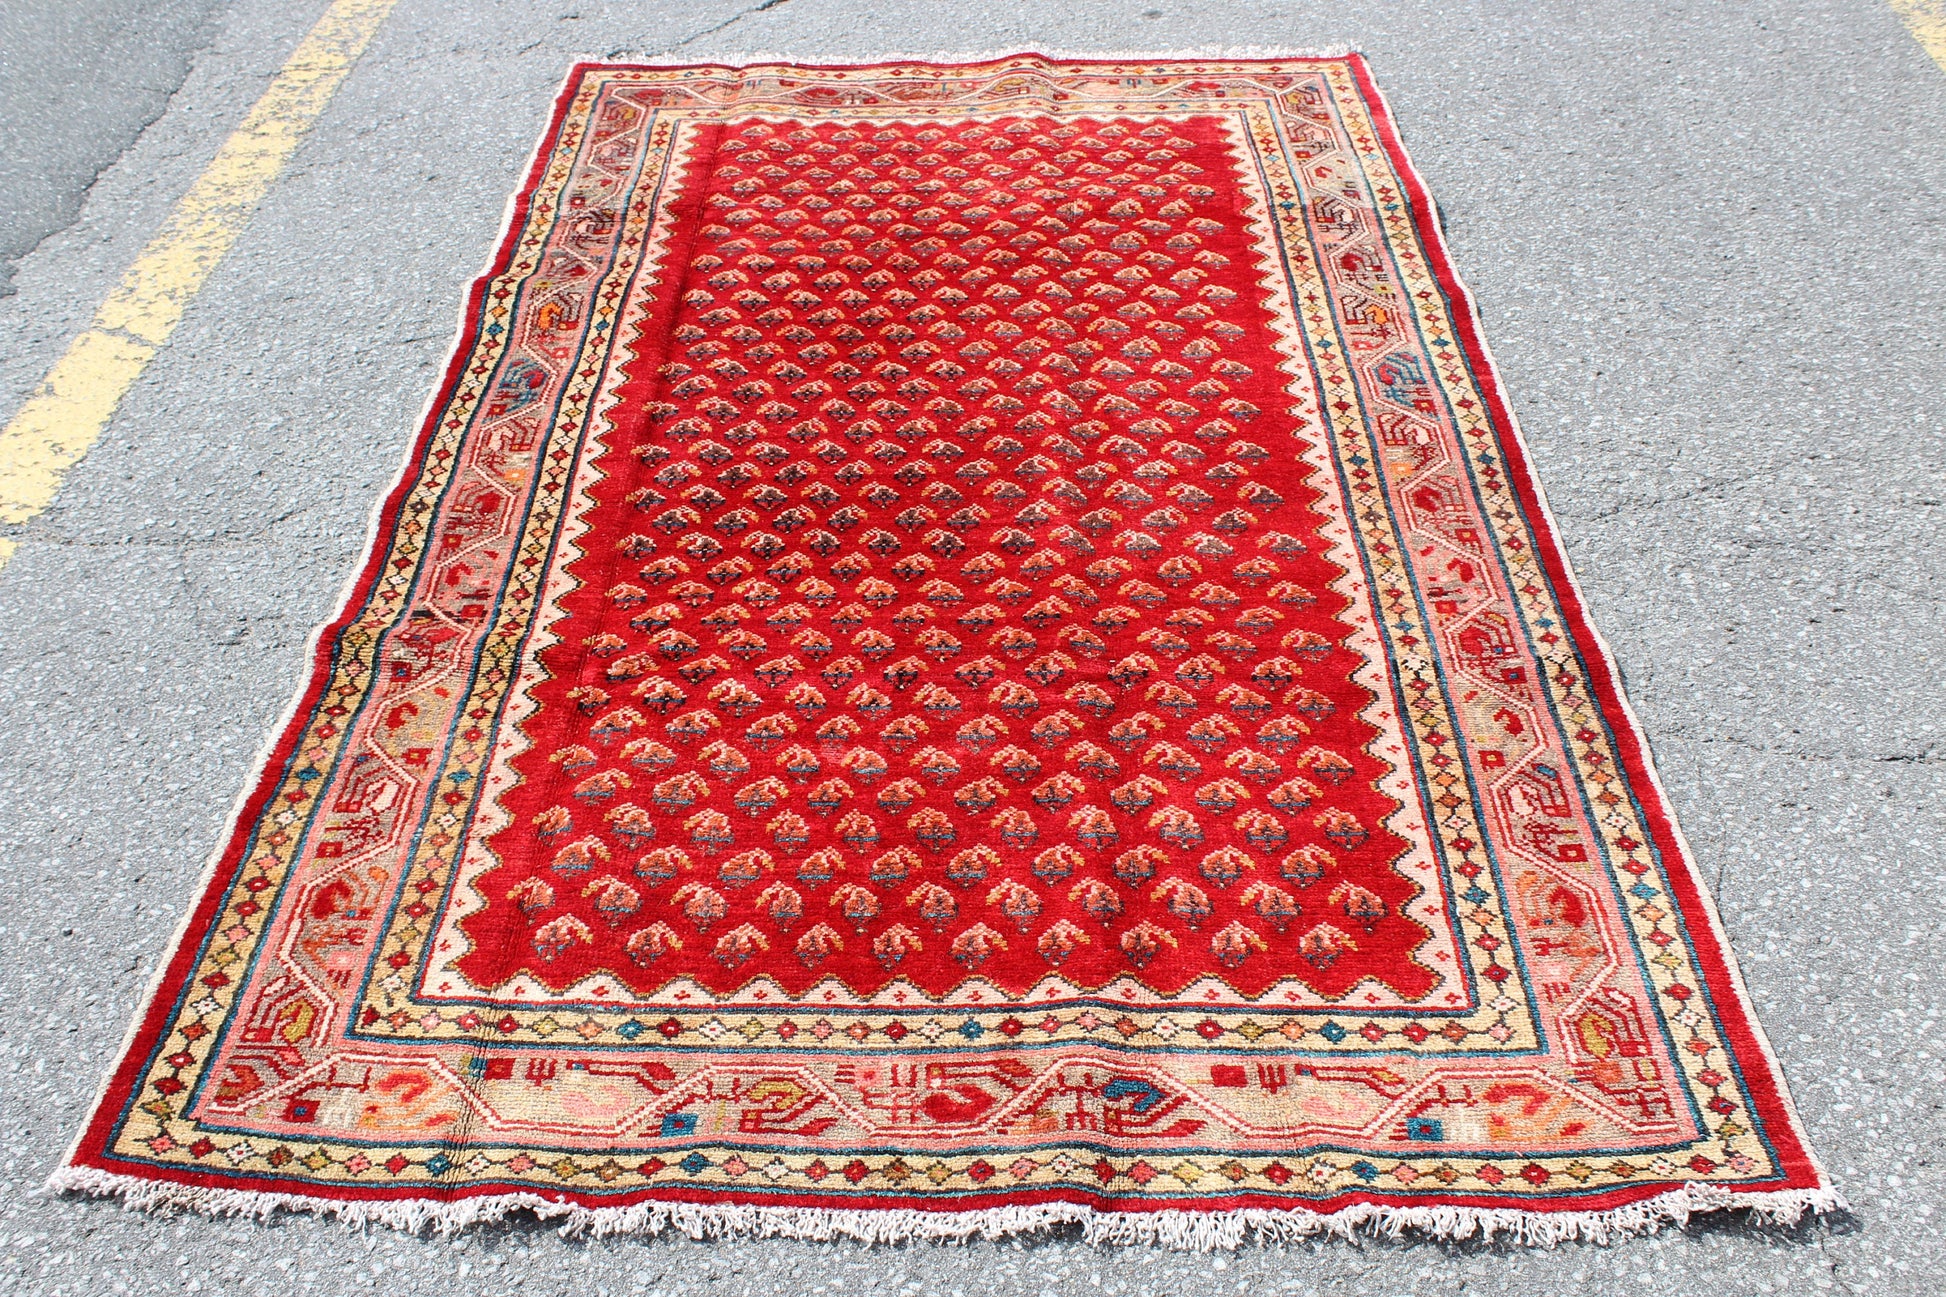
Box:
[56,53,1836,1245]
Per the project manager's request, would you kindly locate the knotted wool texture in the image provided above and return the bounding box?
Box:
[58,55,1835,1243]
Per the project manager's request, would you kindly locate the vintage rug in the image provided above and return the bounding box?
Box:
[56,53,1836,1245]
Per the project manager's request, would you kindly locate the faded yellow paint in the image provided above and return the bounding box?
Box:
[0,330,157,523]
[0,0,398,549]
[1891,0,1946,73]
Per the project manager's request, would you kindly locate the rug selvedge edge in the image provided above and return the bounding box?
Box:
[53,60,615,1190]
[1337,52,1835,1201]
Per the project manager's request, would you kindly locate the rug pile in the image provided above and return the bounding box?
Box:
[55,53,1834,1244]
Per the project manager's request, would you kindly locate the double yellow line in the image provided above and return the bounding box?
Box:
[0,0,397,570]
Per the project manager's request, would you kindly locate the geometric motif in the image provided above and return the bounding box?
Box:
[57,55,1835,1243]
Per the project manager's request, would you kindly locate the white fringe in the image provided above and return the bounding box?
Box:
[45,1163,1845,1250]
[587,46,1361,68]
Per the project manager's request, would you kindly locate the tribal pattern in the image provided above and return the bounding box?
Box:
[62,54,1829,1236]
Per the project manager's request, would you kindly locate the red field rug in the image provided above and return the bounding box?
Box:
[56,54,1837,1244]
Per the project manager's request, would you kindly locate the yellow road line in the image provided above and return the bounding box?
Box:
[1892,0,1946,72]
[0,0,398,569]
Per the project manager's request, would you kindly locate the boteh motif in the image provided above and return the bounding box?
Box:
[61,56,1831,1238]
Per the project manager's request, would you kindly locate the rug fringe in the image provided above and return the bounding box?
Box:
[44,1164,1845,1250]
[589,46,1361,69]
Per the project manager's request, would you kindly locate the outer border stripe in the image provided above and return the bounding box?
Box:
[0,0,399,557]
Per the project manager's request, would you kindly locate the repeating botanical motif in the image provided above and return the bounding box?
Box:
[62,55,1827,1233]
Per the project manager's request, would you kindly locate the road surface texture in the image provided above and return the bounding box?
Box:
[0,0,232,297]
[0,1,1940,1294]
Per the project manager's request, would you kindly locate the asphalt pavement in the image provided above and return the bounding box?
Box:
[0,1,1940,1294]
[0,0,231,297]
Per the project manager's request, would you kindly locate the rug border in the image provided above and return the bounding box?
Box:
[53,48,592,1190]
[1339,53,1832,1201]
[52,50,1840,1243]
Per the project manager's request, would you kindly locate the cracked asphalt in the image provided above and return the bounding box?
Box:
[0,0,230,297]
[0,1,1941,1294]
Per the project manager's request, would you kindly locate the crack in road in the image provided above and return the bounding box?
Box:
[1660,729,1943,766]
[606,0,793,59]
[1561,463,1811,524]
[0,0,236,295]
